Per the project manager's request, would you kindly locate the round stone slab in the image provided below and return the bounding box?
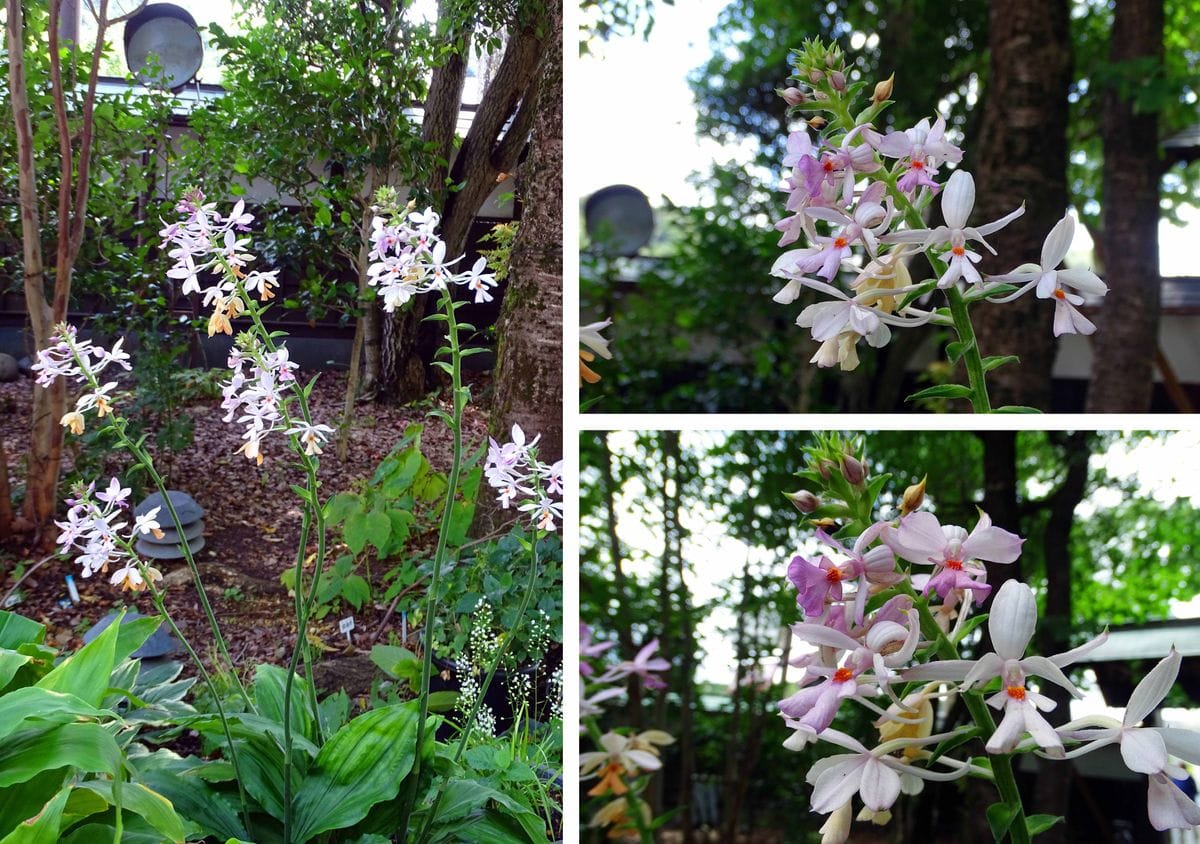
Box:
[143,519,205,545]
[83,610,180,658]
[135,534,206,560]
[135,491,205,524]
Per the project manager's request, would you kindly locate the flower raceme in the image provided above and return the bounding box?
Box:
[55,479,163,592]
[775,472,1199,839]
[769,49,1109,384]
[484,424,563,532]
[366,206,497,310]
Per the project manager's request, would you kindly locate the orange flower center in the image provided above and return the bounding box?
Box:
[823,160,835,172]
[825,567,843,583]
[952,246,966,257]
[834,667,854,683]
[834,237,849,249]
[1006,685,1026,701]
[945,558,963,571]
[1053,289,1066,300]
[911,160,925,170]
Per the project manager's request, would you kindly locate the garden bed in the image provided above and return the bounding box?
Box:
[0,368,490,698]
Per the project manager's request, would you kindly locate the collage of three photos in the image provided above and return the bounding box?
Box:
[0,0,1198,842]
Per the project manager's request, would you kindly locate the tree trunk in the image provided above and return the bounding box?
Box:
[971,0,1072,410]
[1085,0,1163,412]
[9,0,124,539]
[487,0,562,462]
[598,432,642,727]
[377,0,474,404]
[1033,432,1092,844]
[376,4,551,403]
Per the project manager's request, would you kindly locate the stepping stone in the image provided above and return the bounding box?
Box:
[135,491,205,525]
[136,534,206,560]
[151,519,205,544]
[83,610,180,658]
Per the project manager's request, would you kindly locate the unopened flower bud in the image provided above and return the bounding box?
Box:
[872,73,894,104]
[808,69,824,85]
[900,476,927,516]
[841,454,866,485]
[829,70,846,92]
[825,52,837,68]
[807,115,827,130]
[786,490,820,513]
[819,800,852,844]
[815,458,835,479]
[778,86,806,106]
[810,517,838,530]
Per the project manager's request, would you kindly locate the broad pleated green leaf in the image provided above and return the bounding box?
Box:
[0,723,123,788]
[0,785,70,844]
[254,663,316,745]
[0,687,112,744]
[0,613,44,649]
[76,781,186,843]
[289,703,424,843]
[35,609,125,706]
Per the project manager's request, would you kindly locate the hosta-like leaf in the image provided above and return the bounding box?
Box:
[290,703,427,842]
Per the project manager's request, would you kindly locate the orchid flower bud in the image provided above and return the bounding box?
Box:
[872,73,894,104]
[841,454,866,485]
[786,490,821,513]
[778,86,807,106]
[900,476,926,516]
[829,70,847,92]
[807,116,828,130]
[808,69,824,85]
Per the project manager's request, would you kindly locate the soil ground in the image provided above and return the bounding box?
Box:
[0,368,490,700]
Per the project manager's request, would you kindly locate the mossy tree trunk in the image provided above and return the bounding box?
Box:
[971,0,1072,411]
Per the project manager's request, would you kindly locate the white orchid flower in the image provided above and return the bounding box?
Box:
[881,170,1024,287]
[986,213,1108,335]
[1056,648,1200,831]
[903,580,1108,754]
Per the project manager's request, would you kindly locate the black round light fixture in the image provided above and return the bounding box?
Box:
[585,184,655,257]
[123,3,203,90]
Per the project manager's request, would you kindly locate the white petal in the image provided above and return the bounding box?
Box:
[1126,649,1181,727]
[1147,772,1200,831]
[941,170,975,230]
[859,757,902,812]
[1057,267,1108,296]
[973,203,1026,239]
[1040,214,1075,269]
[988,580,1037,660]
[1120,728,1169,774]
[1159,727,1200,765]
[810,756,869,814]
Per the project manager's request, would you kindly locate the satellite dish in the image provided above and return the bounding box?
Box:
[585,185,655,257]
[124,3,203,90]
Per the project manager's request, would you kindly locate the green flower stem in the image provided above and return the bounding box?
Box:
[415,531,545,844]
[143,575,254,838]
[396,288,468,840]
[891,191,994,412]
[944,285,992,413]
[583,718,654,844]
[902,583,1029,843]
[232,289,332,842]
